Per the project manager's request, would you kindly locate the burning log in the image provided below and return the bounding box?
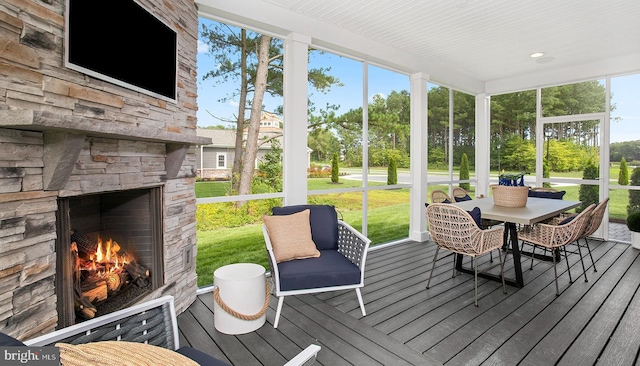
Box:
[125,260,150,287]
[70,229,98,258]
[82,280,107,303]
[74,287,97,319]
[105,271,123,292]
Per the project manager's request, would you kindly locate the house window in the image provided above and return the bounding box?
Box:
[216,153,227,168]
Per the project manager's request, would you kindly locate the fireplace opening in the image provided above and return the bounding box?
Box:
[55,187,164,327]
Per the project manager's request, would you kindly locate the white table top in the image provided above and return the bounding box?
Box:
[453,197,581,225]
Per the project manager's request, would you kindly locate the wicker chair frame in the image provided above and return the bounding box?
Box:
[431,190,452,204]
[517,204,595,295]
[452,187,469,200]
[425,203,506,306]
[577,198,609,276]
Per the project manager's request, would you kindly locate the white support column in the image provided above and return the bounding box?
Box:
[282,33,310,206]
[475,94,491,198]
[535,88,543,187]
[409,73,430,242]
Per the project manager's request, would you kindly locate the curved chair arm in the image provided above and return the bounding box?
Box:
[262,224,279,284]
[582,198,609,238]
[337,220,371,270]
[518,205,593,248]
[476,226,505,254]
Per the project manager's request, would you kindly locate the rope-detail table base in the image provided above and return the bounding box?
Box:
[213,279,270,321]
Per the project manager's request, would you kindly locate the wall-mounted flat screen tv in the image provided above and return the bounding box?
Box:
[65,0,178,102]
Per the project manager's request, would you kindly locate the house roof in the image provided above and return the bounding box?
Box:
[197,0,640,94]
[196,128,282,149]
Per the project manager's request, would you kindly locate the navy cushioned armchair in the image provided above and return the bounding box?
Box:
[263,205,371,328]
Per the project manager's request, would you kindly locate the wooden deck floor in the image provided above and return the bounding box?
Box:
[178,238,640,365]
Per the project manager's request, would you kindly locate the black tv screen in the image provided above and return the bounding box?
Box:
[65,0,177,102]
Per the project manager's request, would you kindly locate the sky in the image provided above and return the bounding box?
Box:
[195,18,640,143]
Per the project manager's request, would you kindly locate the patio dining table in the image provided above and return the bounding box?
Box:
[453,197,581,287]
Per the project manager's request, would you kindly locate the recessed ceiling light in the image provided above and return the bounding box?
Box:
[530,52,545,58]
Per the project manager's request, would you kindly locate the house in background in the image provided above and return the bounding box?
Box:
[196,112,310,180]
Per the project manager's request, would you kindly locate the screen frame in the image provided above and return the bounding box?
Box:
[63,0,178,103]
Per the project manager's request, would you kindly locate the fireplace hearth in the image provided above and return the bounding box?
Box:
[56,187,164,326]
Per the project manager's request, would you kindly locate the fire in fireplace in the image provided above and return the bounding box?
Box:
[70,232,151,319]
[56,187,164,327]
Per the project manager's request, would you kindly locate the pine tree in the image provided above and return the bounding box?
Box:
[578,162,599,212]
[331,152,339,183]
[387,156,397,185]
[459,153,470,190]
[618,157,629,185]
[628,167,640,215]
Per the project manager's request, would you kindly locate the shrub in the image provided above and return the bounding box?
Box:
[331,152,339,183]
[627,211,640,232]
[618,157,629,185]
[387,156,397,185]
[578,162,599,213]
[628,167,640,215]
[459,153,470,190]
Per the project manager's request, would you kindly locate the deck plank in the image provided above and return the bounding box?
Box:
[521,245,639,365]
[440,242,617,365]
[596,256,640,365]
[555,248,640,366]
[181,238,640,366]
[473,241,626,365]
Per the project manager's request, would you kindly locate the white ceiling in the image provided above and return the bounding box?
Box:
[198,0,640,94]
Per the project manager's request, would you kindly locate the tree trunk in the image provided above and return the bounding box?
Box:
[237,35,272,201]
[231,29,248,193]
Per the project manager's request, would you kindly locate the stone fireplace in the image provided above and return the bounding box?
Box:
[56,187,165,326]
[0,0,209,340]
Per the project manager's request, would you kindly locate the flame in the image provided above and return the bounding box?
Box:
[88,238,131,275]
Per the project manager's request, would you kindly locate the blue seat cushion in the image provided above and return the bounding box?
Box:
[0,332,24,346]
[277,250,361,291]
[272,205,339,250]
[528,190,566,199]
[455,195,472,202]
[177,346,231,366]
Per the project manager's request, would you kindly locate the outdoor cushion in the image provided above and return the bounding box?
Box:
[272,205,339,250]
[277,250,361,291]
[468,207,483,229]
[528,190,566,199]
[455,195,473,202]
[0,332,25,346]
[262,209,320,263]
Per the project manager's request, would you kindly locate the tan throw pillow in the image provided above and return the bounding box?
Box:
[262,209,320,263]
[56,341,199,366]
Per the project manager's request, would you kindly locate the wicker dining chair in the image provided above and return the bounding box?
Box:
[426,203,506,306]
[576,198,610,277]
[431,190,452,204]
[452,187,472,202]
[517,204,595,295]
